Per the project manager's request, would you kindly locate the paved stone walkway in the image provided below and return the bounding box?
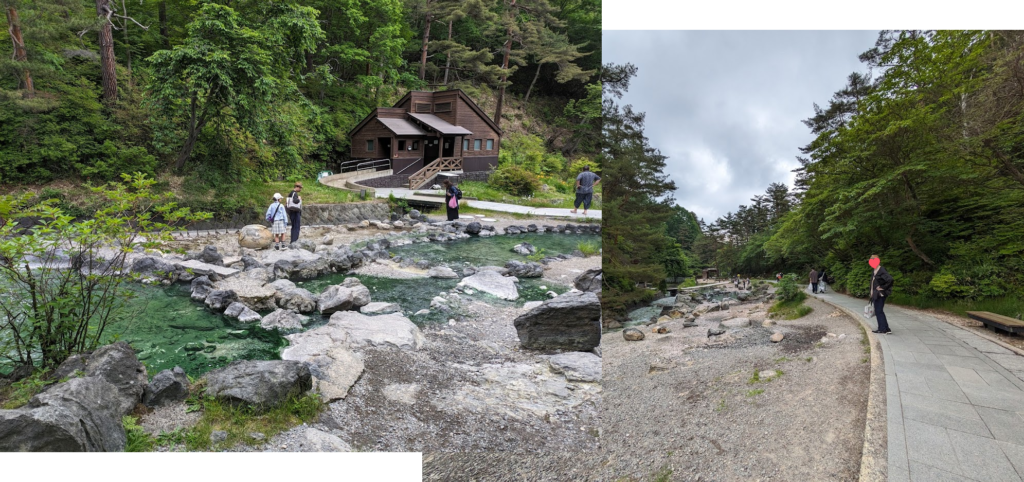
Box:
[374,188,601,220]
[815,291,1024,482]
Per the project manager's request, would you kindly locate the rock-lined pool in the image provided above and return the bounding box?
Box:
[103,233,599,376]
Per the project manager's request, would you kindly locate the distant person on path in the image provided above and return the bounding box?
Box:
[286,182,303,244]
[266,193,289,250]
[443,179,461,221]
[571,165,601,215]
[809,268,819,294]
[869,255,895,334]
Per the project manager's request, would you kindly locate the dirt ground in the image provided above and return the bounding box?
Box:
[425,295,873,481]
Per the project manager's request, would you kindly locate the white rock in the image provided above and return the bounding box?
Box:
[282,325,362,401]
[382,383,420,405]
[328,311,425,350]
[459,270,520,301]
[523,301,544,311]
[360,302,401,315]
[721,317,751,328]
[548,352,602,382]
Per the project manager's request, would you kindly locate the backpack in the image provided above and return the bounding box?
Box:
[453,186,462,200]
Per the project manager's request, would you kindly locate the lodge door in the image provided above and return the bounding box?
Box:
[424,137,440,161]
[376,137,392,159]
[441,137,455,157]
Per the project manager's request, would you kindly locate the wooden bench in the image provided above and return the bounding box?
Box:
[966,311,1024,335]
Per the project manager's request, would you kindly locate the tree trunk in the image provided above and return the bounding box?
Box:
[176,92,206,169]
[96,0,118,102]
[442,19,453,86]
[6,6,34,99]
[158,1,169,49]
[524,62,543,105]
[906,234,935,266]
[419,13,432,80]
[494,34,512,128]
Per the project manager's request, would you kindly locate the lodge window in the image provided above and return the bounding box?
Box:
[366,140,374,152]
[486,139,494,150]
[463,139,469,151]
[434,102,452,113]
[398,140,406,151]
[412,140,419,150]
[474,139,481,151]
[415,103,431,113]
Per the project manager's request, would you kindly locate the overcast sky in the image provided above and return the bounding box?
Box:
[603,31,880,222]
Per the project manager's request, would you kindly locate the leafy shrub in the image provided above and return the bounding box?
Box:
[568,157,600,175]
[75,142,158,181]
[489,165,540,196]
[776,274,805,303]
[577,241,600,257]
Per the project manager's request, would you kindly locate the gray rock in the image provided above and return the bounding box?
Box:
[465,222,482,235]
[282,327,363,402]
[513,291,601,351]
[623,328,645,341]
[512,242,537,255]
[290,239,317,253]
[0,377,126,451]
[266,279,297,292]
[707,324,727,337]
[504,260,544,278]
[143,367,190,407]
[522,301,544,311]
[241,255,263,271]
[242,267,272,284]
[288,427,352,452]
[770,332,785,343]
[190,276,215,301]
[197,245,224,265]
[260,309,308,332]
[224,302,262,323]
[427,266,459,279]
[176,259,239,279]
[317,279,371,314]
[327,311,425,351]
[548,352,602,382]
[214,277,277,311]
[131,256,181,282]
[73,342,148,416]
[382,383,421,405]
[204,360,312,409]
[459,270,519,301]
[210,430,228,443]
[360,302,401,315]
[204,289,238,312]
[275,287,317,313]
[721,317,751,328]
[573,268,602,293]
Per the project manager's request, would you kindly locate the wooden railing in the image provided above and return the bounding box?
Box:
[407,157,462,189]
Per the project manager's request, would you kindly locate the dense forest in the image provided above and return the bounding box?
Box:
[0,0,600,215]
[689,31,1024,311]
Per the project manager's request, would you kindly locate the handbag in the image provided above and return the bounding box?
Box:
[448,196,458,209]
[863,304,875,318]
[266,204,282,225]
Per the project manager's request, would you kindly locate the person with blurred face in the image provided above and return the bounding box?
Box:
[869,255,894,334]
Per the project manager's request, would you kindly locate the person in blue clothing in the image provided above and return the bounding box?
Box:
[443,179,461,221]
[266,193,289,250]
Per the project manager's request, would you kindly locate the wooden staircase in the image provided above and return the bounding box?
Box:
[407,157,462,189]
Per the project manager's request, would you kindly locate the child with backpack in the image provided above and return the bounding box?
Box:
[266,193,289,250]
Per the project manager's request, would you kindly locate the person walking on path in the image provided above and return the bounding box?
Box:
[809,268,819,294]
[571,165,601,215]
[266,193,289,250]
[443,179,461,221]
[286,182,303,244]
[869,255,895,334]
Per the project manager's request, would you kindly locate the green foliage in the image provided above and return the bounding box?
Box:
[387,192,409,214]
[0,371,47,409]
[489,165,540,197]
[183,391,324,451]
[0,174,210,369]
[527,248,547,262]
[123,415,156,452]
[746,388,765,397]
[775,274,805,303]
[577,241,600,257]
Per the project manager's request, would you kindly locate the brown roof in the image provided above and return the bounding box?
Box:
[408,113,473,135]
[377,117,428,136]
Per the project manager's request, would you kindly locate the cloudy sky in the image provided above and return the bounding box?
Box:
[603,31,880,222]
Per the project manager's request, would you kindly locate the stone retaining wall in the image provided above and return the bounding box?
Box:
[186,201,389,231]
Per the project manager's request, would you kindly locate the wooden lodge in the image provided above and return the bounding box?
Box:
[348,90,502,188]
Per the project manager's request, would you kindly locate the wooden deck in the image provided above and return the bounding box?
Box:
[967,311,1024,335]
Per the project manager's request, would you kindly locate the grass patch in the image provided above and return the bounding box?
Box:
[456,180,602,210]
[887,293,1024,320]
[456,205,537,220]
[577,241,600,257]
[774,357,791,363]
[677,277,698,289]
[0,372,48,409]
[746,388,765,397]
[805,357,814,362]
[124,416,156,452]
[181,391,324,451]
[748,369,783,384]
[652,466,673,482]
[768,295,813,320]
[715,399,727,412]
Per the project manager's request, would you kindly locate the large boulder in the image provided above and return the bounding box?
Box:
[465,222,482,235]
[190,276,215,302]
[130,256,180,282]
[327,311,425,351]
[238,224,273,250]
[317,278,371,314]
[573,268,602,293]
[196,245,224,266]
[282,325,364,401]
[459,270,519,301]
[504,260,544,278]
[204,289,238,312]
[204,360,312,409]
[224,302,262,323]
[274,287,318,313]
[48,342,148,416]
[260,309,308,332]
[143,367,190,407]
[0,377,126,451]
[512,242,537,256]
[427,266,459,279]
[513,291,601,351]
[213,277,277,311]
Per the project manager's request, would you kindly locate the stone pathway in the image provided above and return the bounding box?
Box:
[373,188,601,220]
[815,291,1024,482]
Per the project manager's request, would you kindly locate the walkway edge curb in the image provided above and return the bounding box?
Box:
[919,309,1024,358]
[811,293,887,482]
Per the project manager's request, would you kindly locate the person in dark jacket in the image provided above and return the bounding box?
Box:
[443,179,460,221]
[286,182,303,244]
[869,255,895,334]
[809,268,819,294]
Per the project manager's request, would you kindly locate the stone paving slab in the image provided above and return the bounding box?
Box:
[813,291,1024,481]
